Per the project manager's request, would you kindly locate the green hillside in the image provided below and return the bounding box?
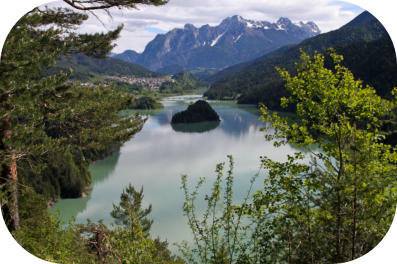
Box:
[330,37,397,98]
[159,72,209,94]
[205,44,295,83]
[47,53,163,81]
[205,11,394,110]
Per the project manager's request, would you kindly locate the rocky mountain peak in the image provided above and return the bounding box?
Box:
[222,15,244,22]
[219,15,247,30]
[305,21,321,33]
[184,23,196,31]
[277,17,292,26]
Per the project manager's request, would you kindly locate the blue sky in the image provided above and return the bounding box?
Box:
[332,1,364,12]
[144,27,167,34]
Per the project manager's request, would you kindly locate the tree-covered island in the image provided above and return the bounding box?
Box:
[171,100,220,124]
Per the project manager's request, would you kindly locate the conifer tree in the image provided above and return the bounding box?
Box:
[111,184,153,236]
[0,0,167,231]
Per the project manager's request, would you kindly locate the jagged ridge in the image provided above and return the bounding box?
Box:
[114,15,320,73]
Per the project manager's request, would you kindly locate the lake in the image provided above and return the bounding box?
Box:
[51,95,300,246]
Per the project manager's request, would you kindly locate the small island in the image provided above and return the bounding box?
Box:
[129,96,163,110]
[171,100,220,123]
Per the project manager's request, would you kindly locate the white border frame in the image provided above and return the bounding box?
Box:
[0,0,396,263]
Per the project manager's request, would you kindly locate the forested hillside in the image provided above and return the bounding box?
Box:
[159,72,209,94]
[330,37,397,98]
[205,11,394,109]
[205,44,295,83]
[111,49,140,63]
[47,53,162,81]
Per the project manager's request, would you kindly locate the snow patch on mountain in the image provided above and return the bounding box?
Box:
[234,34,242,42]
[211,32,225,46]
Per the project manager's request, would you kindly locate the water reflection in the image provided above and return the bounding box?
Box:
[171,121,220,133]
[50,152,121,222]
[90,152,121,183]
[216,106,262,137]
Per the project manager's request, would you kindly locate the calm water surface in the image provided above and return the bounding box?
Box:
[51,95,299,246]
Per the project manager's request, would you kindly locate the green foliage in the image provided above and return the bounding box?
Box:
[256,51,397,262]
[0,6,109,230]
[327,37,397,100]
[0,5,147,205]
[76,218,158,264]
[160,72,208,95]
[129,96,164,110]
[0,1,184,263]
[0,0,165,236]
[77,183,181,264]
[12,187,96,263]
[13,82,146,200]
[178,156,263,264]
[171,100,220,124]
[112,81,145,94]
[14,182,181,264]
[182,51,397,263]
[382,90,397,145]
[111,184,153,236]
[19,148,90,199]
[14,214,96,263]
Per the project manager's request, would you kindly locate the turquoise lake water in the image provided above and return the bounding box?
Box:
[51,95,300,246]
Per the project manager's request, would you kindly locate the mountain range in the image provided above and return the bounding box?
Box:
[112,15,320,73]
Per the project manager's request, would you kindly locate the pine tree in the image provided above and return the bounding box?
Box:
[0,0,167,231]
[111,184,153,236]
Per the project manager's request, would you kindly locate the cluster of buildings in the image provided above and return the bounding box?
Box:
[105,75,174,91]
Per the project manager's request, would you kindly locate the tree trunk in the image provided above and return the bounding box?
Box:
[335,132,344,262]
[1,117,20,231]
[351,125,358,260]
[7,152,20,231]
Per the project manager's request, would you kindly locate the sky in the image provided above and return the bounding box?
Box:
[44,0,364,53]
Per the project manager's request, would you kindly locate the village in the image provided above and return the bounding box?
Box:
[104,75,174,90]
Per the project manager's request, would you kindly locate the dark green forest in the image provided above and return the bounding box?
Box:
[129,96,164,110]
[171,100,220,123]
[0,2,396,264]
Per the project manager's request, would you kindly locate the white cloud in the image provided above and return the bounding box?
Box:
[43,0,364,53]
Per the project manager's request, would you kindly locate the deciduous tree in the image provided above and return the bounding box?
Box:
[256,51,397,262]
